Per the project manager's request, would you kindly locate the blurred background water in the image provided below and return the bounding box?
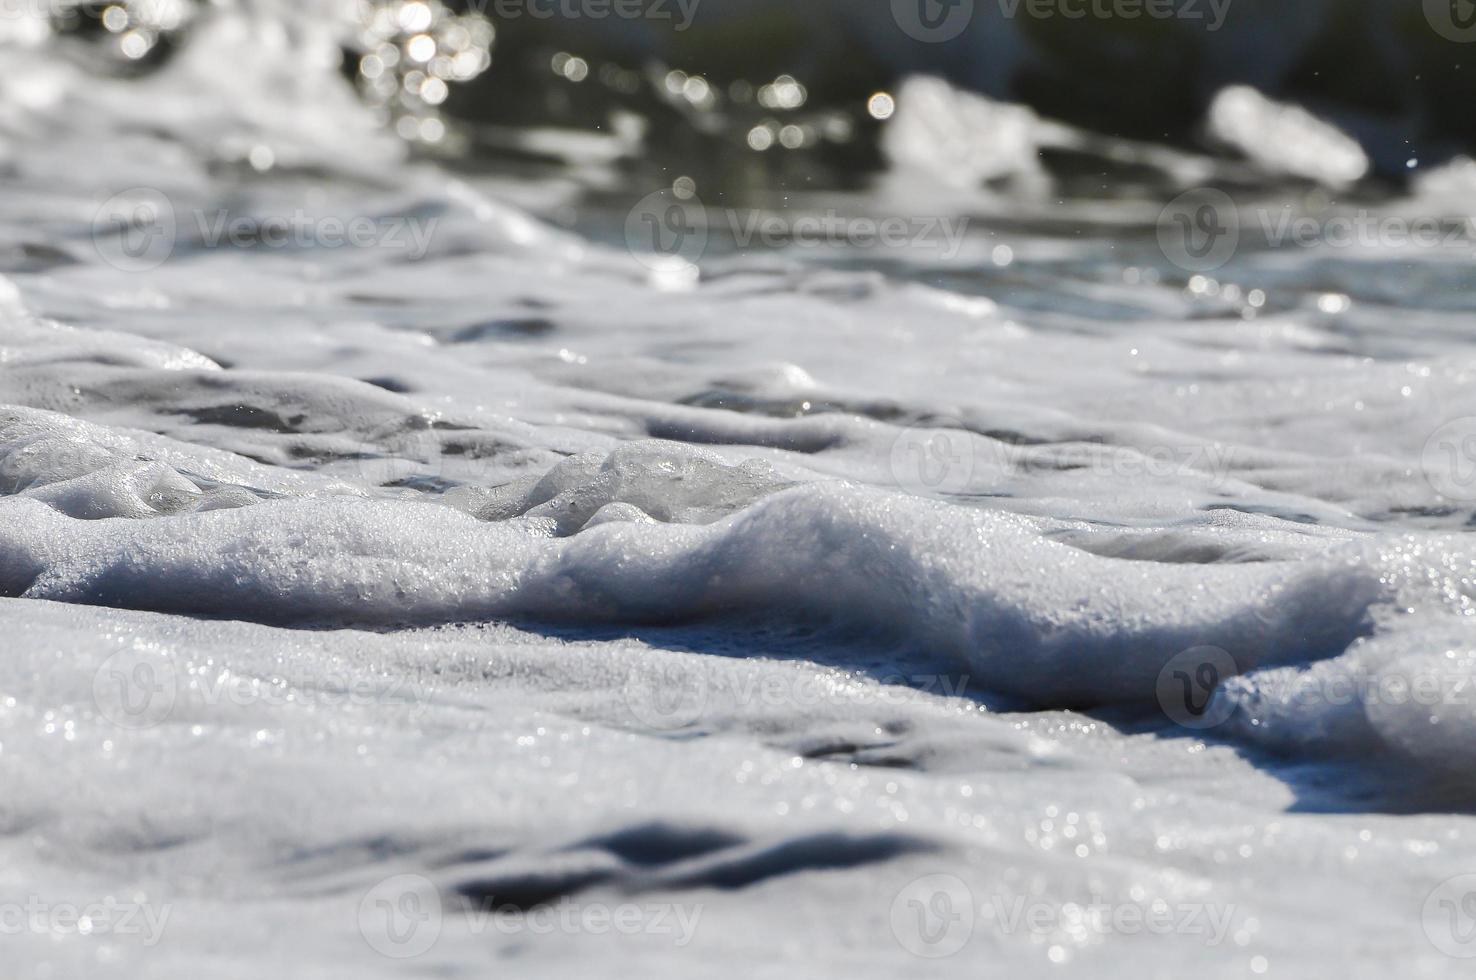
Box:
[23,0,1476,183]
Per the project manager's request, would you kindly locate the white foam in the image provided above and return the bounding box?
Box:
[1207,85,1369,186]
[4,10,1476,977]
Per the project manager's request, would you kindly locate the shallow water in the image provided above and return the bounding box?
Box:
[5,3,1476,977]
